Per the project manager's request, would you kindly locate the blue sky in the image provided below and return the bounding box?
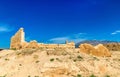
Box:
[0,0,120,48]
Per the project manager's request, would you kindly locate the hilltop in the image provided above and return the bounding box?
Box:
[75,40,119,47]
[0,48,119,77]
[0,28,119,77]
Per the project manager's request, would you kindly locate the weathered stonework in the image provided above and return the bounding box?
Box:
[10,28,26,49]
[10,28,75,50]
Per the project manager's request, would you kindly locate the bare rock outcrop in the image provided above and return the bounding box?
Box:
[79,43,96,54]
[94,44,111,57]
[42,68,70,77]
[104,43,120,51]
[79,43,111,57]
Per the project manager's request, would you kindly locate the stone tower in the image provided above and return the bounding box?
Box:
[10,28,25,49]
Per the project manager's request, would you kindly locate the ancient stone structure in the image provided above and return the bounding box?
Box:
[10,28,26,49]
[10,28,75,50]
[79,43,111,57]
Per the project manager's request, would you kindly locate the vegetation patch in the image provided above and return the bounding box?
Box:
[105,75,110,77]
[77,74,82,77]
[0,74,7,77]
[50,58,54,62]
[73,59,77,62]
[77,55,83,59]
[34,76,39,77]
[56,58,62,62]
[35,60,40,63]
[93,57,99,61]
[33,55,39,59]
[90,74,96,77]
[5,58,9,61]
[19,64,22,66]
[11,48,16,50]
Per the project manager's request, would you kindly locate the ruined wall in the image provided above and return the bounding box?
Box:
[10,28,75,50]
[38,42,75,49]
[26,40,39,49]
[10,28,27,49]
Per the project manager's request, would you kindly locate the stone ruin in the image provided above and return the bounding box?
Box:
[10,28,75,50]
[10,28,111,57]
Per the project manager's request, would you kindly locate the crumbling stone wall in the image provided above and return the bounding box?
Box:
[26,40,39,49]
[10,28,75,50]
[10,28,26,49]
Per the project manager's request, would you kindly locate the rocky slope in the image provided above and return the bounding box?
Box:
[75,40,118,48]
[0,49,119,77]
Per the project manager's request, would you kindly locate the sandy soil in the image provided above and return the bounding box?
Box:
[0,49,119,77]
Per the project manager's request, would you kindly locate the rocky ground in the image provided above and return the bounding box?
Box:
[0,48,119,77]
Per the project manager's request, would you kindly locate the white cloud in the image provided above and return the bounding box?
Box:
[50,37,69,41]
[49,37,69,43]
[0,24,14,32]
[49,33,87,44]
[111,30,120,35]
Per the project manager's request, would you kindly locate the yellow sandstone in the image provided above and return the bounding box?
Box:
[10,28,75,50]
[79,43,111,57]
